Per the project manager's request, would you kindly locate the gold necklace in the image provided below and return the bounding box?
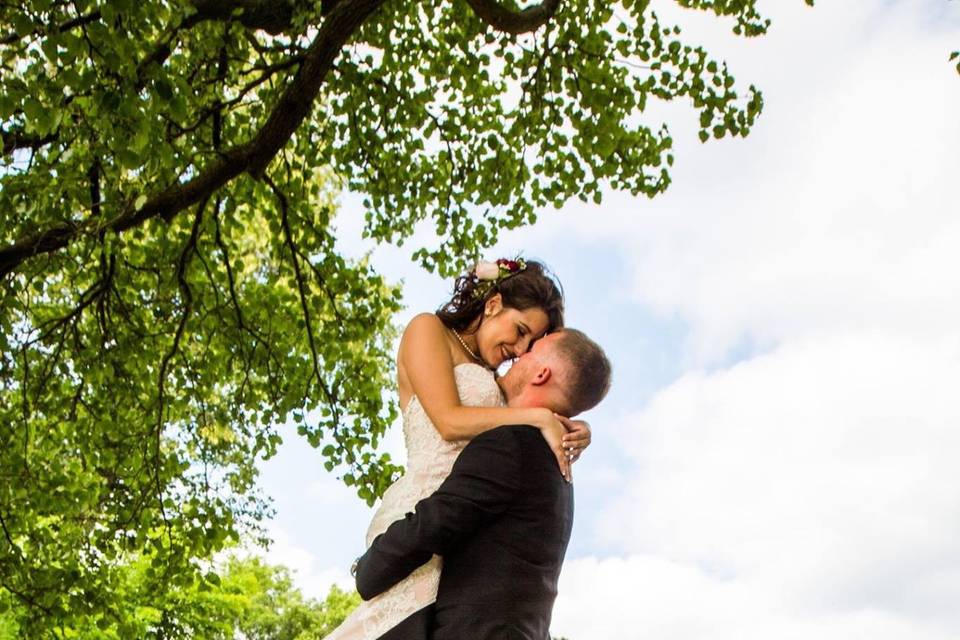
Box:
[451,329,486,367]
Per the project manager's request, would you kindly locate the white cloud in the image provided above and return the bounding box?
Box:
[259,525,355,600]
[549,5,960,634]
[573,331,960,637]
[549,0,960,364]
[553,554,958,640]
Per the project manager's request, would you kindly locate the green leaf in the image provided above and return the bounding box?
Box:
[41,37,59,62]
[155,78,174,101]
[0,92,16,119]
[12,13,33,36]
[116,148,141,169]
[22,97,45,126]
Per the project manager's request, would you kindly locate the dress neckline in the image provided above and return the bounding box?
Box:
[451,361,494,374]
[400,362,497,418]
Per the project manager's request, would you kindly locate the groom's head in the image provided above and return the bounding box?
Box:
[498,328,611,416]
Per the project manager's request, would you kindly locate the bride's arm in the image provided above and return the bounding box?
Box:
[400,314,571,479]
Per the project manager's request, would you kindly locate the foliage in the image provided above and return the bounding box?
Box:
[0,137,399,632]
[1,0,806,633]
[0,554,360,639]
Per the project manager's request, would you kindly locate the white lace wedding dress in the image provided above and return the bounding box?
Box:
[325,363,505,640]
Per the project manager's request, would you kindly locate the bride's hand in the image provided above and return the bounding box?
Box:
[557,415,591,463]
[533,408,572,482]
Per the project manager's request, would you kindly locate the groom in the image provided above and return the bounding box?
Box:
[354,328,611,640]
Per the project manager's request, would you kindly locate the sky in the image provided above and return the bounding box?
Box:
[257,1,960,638]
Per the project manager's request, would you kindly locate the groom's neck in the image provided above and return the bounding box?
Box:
[507,388,559,414]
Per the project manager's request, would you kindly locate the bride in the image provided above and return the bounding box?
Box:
[325,258,591,639]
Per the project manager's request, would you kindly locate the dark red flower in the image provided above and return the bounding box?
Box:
[494,258,522,273]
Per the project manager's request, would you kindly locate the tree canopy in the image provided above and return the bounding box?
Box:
[2,0,810,634]
[0,554,360,638]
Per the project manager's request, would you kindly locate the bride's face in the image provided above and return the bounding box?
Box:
[474,295,550,368]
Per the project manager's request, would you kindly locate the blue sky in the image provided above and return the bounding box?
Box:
[257,1,960,638]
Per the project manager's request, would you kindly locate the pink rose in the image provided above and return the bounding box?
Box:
[474,261,500,280]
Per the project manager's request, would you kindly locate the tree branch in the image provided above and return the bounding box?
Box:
[463,0,561,35]
[190,0,298,35]
[89,160,101,218]
[1,128,57,156]
[0,508,22,559]
[0,9,102,47]
[152,197,206,544]
[244,0,386,175]
[265,174,339,417]
[133,0,302,87]
[0,0,300,48]
[0,0,387,280]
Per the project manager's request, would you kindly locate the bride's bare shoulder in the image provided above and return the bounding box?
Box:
[402,313,447,341]
[399,313,453,360]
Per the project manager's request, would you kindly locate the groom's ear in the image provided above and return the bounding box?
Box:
[530,366,552,386]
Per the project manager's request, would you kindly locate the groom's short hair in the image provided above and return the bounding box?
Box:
[553,329,611,415]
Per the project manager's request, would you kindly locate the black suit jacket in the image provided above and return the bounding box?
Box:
[355,425,574,640]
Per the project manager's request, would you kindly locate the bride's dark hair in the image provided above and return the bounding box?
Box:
[436,259,564,334]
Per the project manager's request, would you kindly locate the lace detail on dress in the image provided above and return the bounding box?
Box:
[324,364,505,640]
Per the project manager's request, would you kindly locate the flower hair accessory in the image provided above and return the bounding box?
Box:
[472,258,527,299]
